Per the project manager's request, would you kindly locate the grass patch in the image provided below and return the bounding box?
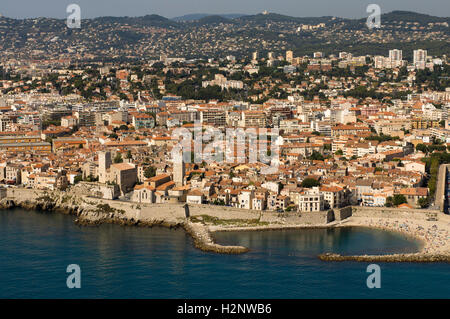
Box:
[190,215,269,227]
[95,203,125,215]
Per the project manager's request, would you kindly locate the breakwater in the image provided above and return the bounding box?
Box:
[319,253,450,263]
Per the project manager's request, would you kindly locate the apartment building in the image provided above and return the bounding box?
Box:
[298,187,325,212]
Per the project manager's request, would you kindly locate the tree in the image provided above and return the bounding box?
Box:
[416,144,429,154]
[144,166,156,179]
[392,194,407,206]
[385,197,394,207]
[114,153,123,163]
[308,151,324,161]
[213,199,225,206]
[418,197,430,209]
[126,150,132,159]
[85,175,99,182]
[365,134,399,142]
[301,178,320,188]
[74,175,83,184]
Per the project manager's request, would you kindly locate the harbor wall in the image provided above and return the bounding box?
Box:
[351,206,446,221]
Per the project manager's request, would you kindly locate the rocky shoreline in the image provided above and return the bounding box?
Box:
[1,189,449,262]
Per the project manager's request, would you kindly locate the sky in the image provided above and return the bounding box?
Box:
[1,0,449,19]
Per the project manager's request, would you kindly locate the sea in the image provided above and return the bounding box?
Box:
[0,208,448,299]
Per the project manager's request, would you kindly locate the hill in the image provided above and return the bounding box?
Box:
[0,11,447,61]
[173,13,246,22]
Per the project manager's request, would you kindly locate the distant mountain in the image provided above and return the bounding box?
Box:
[172,13,246,22]
[94,14,179,28]
[379,10,450,23]
[190,15,236,26]
[236,13,337,24]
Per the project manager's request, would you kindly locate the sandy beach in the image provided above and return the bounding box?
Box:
[337,216,450,256]
[205,212,450,262]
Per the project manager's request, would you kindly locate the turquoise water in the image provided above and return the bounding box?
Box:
[0,209,449,299]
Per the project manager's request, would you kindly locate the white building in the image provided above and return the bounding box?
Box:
[202,74,244,91]
[298,187,325,212]
[238,190,254,210]
[413,49,428,70]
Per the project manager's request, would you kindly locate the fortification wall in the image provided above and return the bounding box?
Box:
[2,188,335,226]
[6,188,45,201]
[335,207,353,221]
[188,204,332,225]
[9,187,447,226]
[74,182,120,200]
[351,206,448,222]
[188,204,262,220]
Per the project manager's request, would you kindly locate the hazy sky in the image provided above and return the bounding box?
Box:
[1,0,449,19]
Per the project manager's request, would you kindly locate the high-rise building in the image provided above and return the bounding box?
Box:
[286,50,294,63]
[389,49,402,62]
[414,49,427,69]
[252,51,259,61]
[374,56,387,69]
[414,49,427,64]
[268,52,274,60]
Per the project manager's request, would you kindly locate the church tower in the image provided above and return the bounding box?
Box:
[99,151,112,184]
[172,146,185,187]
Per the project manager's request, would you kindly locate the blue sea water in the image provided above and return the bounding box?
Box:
[0,208,449,299]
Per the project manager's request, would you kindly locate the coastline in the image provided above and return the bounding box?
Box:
[0,187,449,262]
